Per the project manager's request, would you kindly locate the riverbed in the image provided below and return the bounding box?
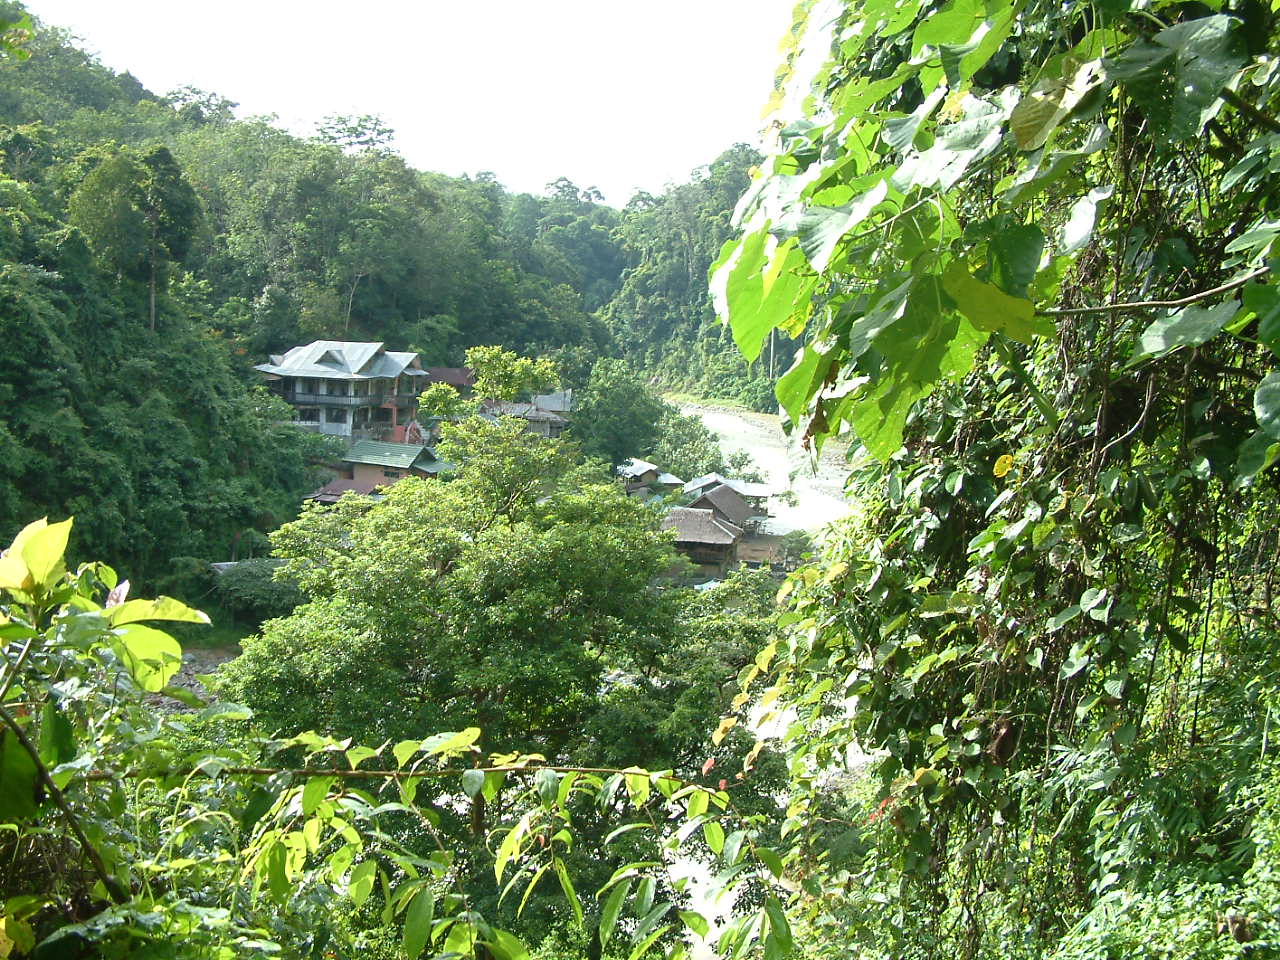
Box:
[678,402,855,534]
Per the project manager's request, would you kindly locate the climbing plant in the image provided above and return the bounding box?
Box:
[715,0,1280,956]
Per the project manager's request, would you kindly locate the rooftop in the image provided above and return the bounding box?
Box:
[256,340,426,381]
[618,457,660,479]
[531,388,574,413]
[342,439,435,469]
[661,507,743,546]
[683,472,774,500]
[690,483,754,528]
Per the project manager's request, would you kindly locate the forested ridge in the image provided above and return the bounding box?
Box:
[0,1,762,584]
[6,0,1280,958]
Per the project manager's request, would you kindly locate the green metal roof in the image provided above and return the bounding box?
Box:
[342,440,432,469]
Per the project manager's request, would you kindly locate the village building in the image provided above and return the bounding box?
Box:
[484,400,568,438]
[688,482,755,530]
[531,389,574,420]
[617,458,683,496]
[308,439,450,504]
[661,506,743,576]
[256,340,429,441]
[683,472,774,510]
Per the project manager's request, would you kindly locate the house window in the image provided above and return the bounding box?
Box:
[383,468,403,479]
[296,408,320,423]
[326,408,348,423]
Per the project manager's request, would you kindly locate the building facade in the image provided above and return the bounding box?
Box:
[256,341,429,441]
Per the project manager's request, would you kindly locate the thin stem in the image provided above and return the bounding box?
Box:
[1221,88,1280,135]
[1037,267,1269,317]
[0,701,130,904]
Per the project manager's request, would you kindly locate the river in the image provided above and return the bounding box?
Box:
[679,402,855,534]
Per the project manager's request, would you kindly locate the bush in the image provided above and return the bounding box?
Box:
[213,557,304,626]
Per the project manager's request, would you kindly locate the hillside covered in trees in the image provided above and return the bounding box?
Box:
[0,0,767,584]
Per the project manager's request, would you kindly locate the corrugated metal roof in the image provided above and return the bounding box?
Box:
[255,341,419,381]
[683,473,774,499]
[532,389,574,413]
[618,458,659,479]
[341,440,431,469]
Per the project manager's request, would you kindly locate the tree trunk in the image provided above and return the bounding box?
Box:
[149,255,157,332]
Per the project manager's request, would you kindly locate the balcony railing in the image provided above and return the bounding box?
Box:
[277,390,419,407]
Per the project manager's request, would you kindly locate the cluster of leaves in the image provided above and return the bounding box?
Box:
[712,0,1280,956]
[569,357,757,482]
[0,510,800,958]
[603,145,791,411]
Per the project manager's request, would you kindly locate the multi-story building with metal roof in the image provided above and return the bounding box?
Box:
[255,340,429,441]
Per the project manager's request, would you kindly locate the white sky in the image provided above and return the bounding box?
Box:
[24,1,798,206]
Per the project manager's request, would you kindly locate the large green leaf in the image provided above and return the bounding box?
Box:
[1011,58,1105,151]
[795,179,888,272]
[776,342,834,427]
[1129,300,1239,363]
[1236,429,1280,481]
[105,595,210,626]
[1244,282,1280,353]
[1106,15,1246,141]
[0,729,38,822]
[1060,185,1113,253]
[113,623,183,692]
[893,92,1015,191]
[712,228,817,362]
[1257,372,1280,439]
[401,887,434,959]
[37,701,75,769]
[942,261,1050,343]
[18,517,72,589]
[851,280,989,460]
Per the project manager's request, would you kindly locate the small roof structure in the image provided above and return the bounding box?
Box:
[307,477,386,504]
[656,472,684,487]
[255,340,427,382]
[531,388,574,414]
[424,367,475,389]
[618,458,660,480]
[683,473,774,500]
[342,440,434,470]
[690,483,754,528]
[661,507,743,546]
[488,401,566,424]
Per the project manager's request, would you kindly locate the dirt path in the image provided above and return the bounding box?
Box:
[679,402,855,533]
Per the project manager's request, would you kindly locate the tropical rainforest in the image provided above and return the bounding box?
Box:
[5,0,1280,957]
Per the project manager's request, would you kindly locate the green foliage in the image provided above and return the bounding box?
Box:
[218,418,673,753]
[213,557,303,627]
[712,0,1280,957]
[570,358,668,466]
[604,145,787,410]
[468,344,559,403]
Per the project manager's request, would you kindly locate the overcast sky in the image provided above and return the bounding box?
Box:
[24,1,797,205]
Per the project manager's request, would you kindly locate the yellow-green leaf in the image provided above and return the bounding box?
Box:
[114,623,182,692]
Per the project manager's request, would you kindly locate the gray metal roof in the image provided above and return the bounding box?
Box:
[254,340,422,381]
[618,458,659,479]
[531,389,574,413]
[683,473,774,499]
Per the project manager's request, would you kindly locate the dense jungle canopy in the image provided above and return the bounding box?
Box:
[4,0,1280,958]
[0,0,771,584]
